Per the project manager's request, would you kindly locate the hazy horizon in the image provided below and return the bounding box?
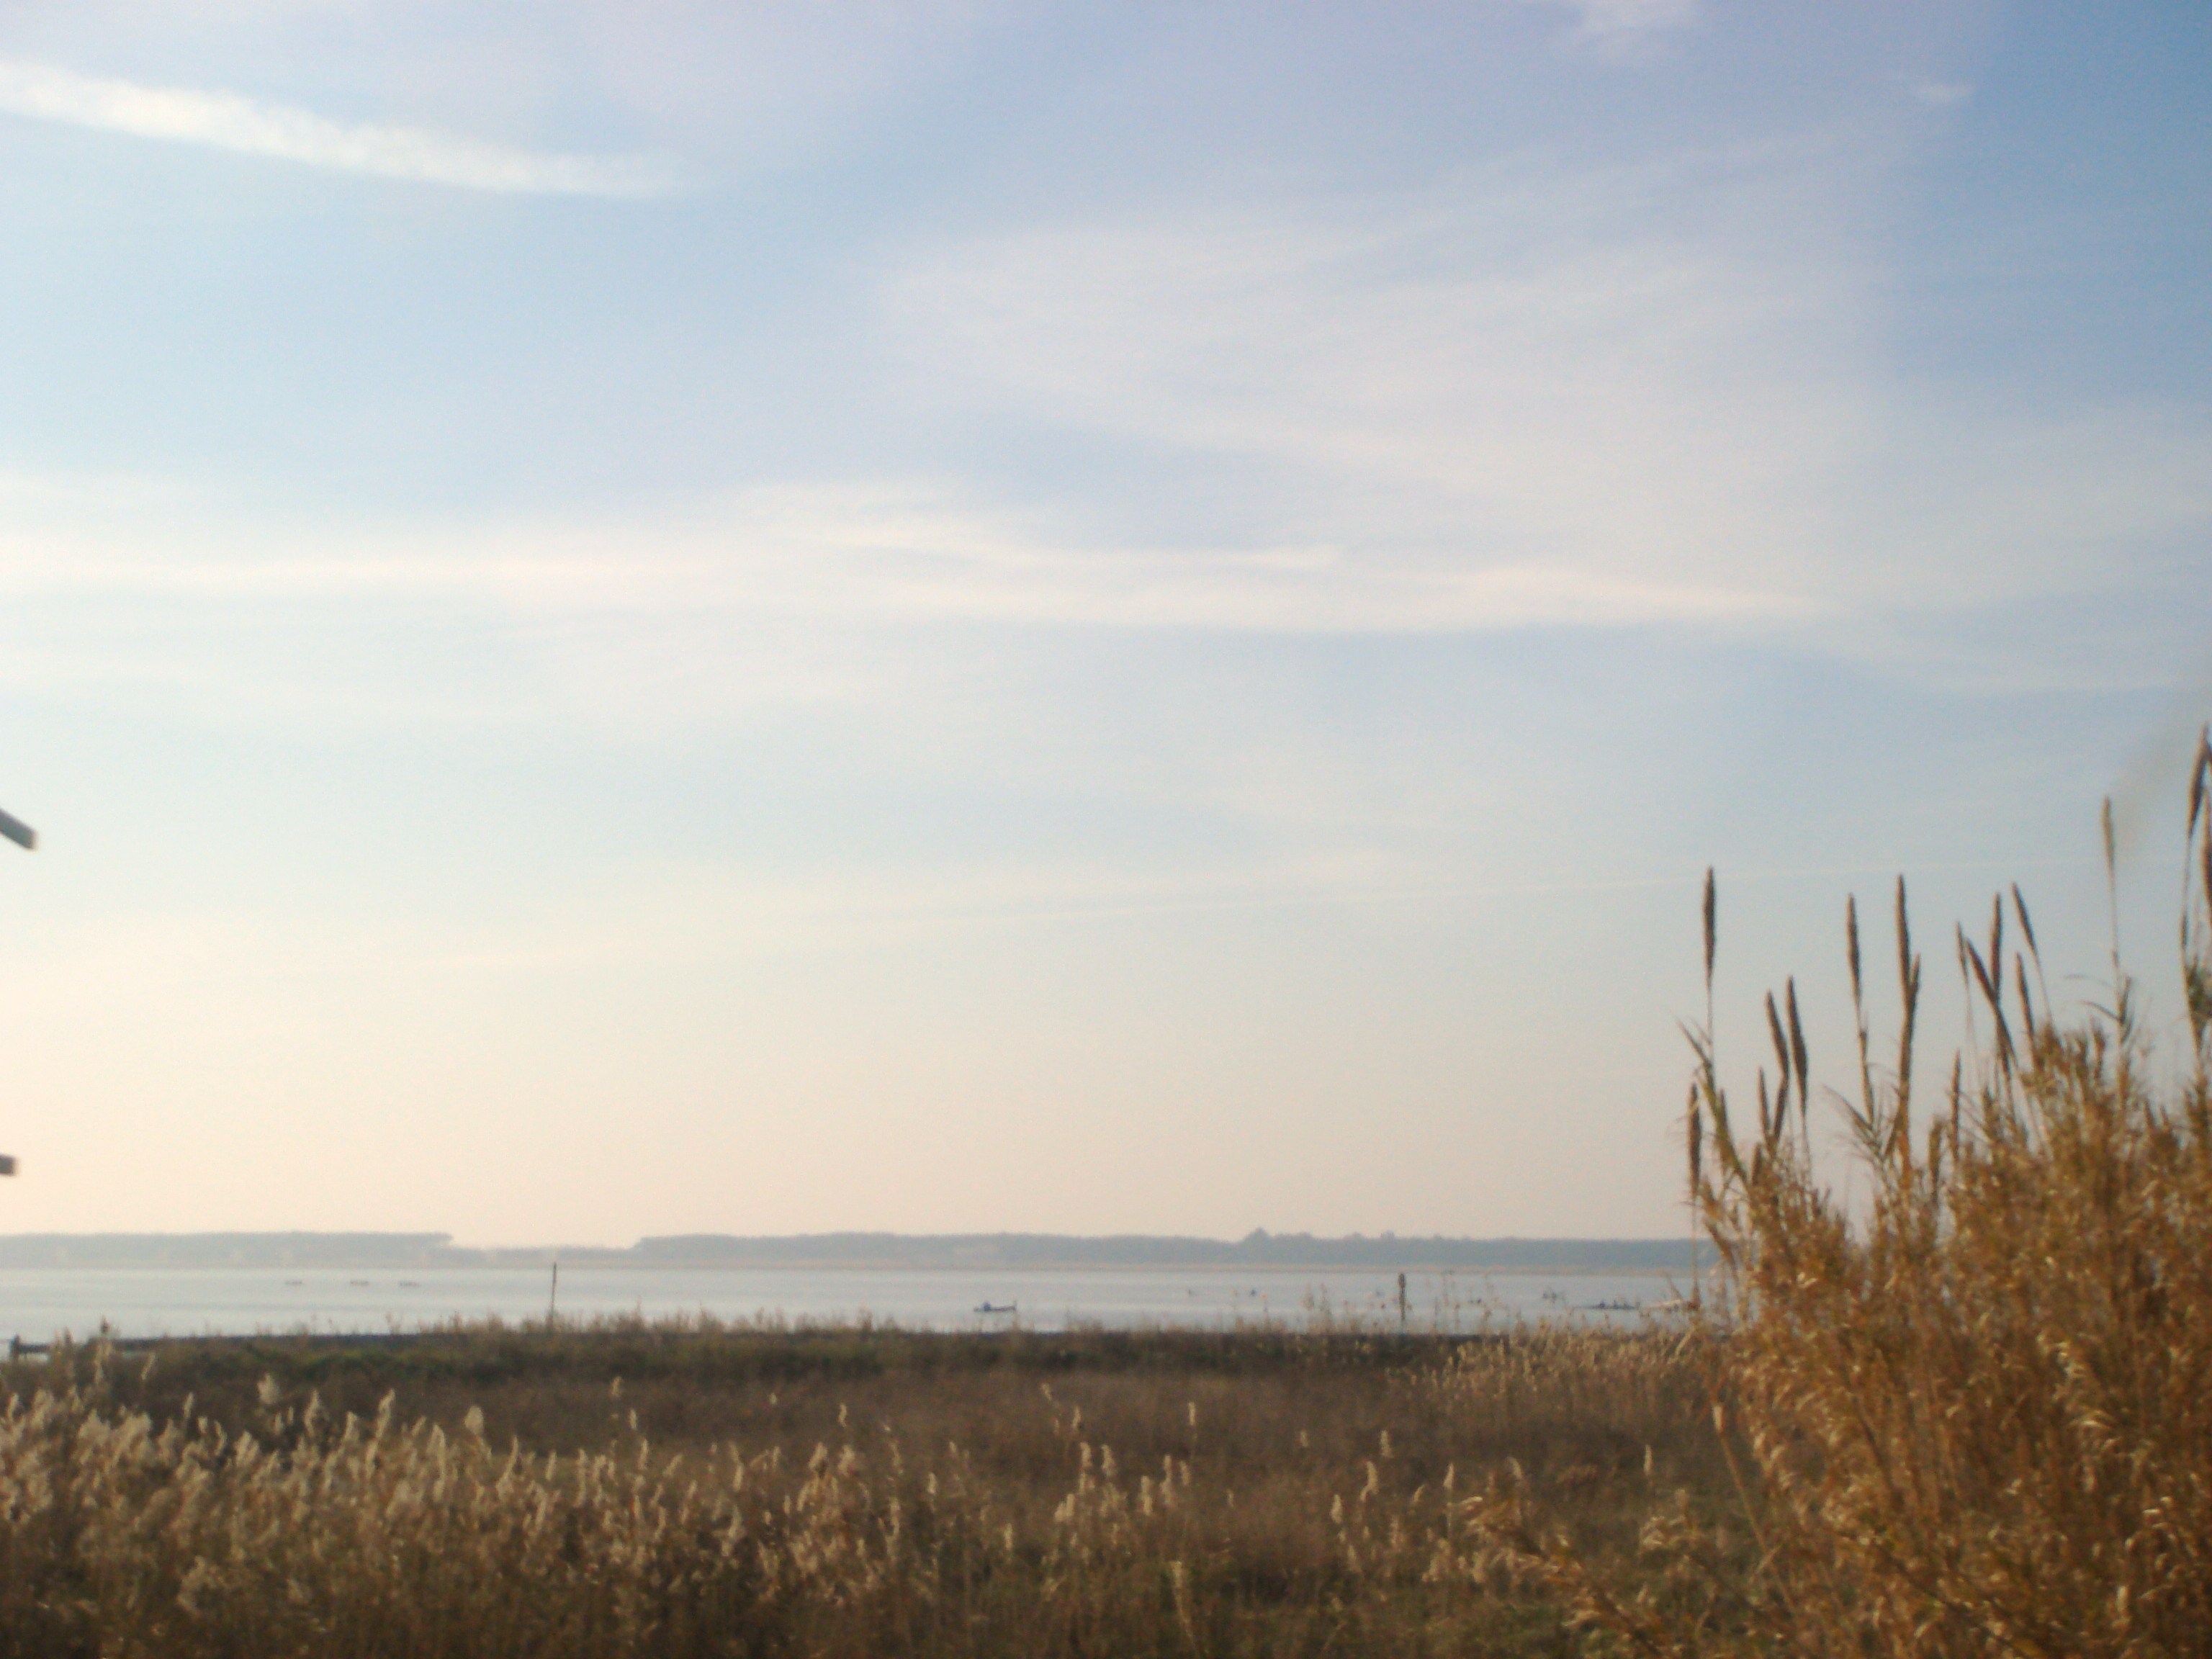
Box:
[1,4,2208,1246]
[0,1228,1700,1268]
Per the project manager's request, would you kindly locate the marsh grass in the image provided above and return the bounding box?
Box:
[0,1320,1714,1658]
[1475,732,2212,1658]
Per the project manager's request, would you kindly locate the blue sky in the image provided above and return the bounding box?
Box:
[0,1,2206,1244]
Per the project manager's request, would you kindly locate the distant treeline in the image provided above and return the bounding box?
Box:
[0,1231,1691,1272]
[631,1233,1691,1270]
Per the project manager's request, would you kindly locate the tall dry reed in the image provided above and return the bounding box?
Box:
[1478,731,2212,1658]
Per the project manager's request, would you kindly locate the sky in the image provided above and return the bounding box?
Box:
[0,1,2207,1245]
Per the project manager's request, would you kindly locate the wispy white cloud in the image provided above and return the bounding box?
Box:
[0,470,1817,741]
[0,479,1813,633]
[0,58,686,197]
[1,133,2207,730]
[1529,0,1700,51]
[1912,81,1974,107]
[882,149,2212,643]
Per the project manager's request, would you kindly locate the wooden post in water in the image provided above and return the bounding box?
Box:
[547,1261,559,1326]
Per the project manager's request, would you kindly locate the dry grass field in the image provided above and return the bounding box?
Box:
[0,1319,1725,1658]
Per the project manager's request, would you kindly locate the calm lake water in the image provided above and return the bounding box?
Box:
[0,1265,1692,1345]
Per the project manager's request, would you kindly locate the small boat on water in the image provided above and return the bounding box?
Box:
[974,1301,1017,1316]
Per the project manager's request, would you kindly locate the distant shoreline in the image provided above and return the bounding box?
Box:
[0,1231,1695,1274]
